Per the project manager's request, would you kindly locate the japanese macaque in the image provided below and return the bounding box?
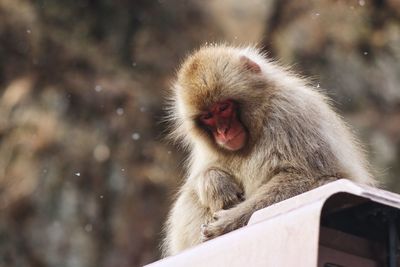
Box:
[162,44,375,256]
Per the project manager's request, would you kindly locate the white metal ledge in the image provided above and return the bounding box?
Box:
[147,179,400,267]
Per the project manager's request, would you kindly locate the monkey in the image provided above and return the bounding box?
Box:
[162,44,376,256]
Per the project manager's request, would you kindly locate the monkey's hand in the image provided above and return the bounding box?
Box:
[201,171,327,241]
[201,207,249,241]
[197,168,244,214]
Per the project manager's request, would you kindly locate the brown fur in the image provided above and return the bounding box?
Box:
[162,44,376,256]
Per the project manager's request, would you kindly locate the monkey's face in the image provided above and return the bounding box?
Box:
[198,99,247,151]
[173,45,269,152]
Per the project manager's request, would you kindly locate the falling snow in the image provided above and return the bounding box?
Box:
[93,144,110,162]
[84,224,93,232]
[75,172,81,176]
[95,85,103,92]
[116,108,124,115]
[132,132,140,140]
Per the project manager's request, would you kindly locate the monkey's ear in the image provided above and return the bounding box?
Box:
[240,56,261,73]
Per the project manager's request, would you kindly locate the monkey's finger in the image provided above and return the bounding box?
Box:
[201,231,213,242]
[201,224,212,237]
[201,225,211,238]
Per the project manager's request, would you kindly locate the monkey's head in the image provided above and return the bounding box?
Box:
[170,45,271,153]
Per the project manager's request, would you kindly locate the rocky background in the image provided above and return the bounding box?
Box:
[0,0,399,266]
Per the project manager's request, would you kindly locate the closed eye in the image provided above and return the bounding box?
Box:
[201,112,213,120]
[219,103,229,112]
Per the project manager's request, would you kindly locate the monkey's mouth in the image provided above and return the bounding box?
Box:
[218,129,247,151]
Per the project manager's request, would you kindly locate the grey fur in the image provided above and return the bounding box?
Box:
[162,45,376,256]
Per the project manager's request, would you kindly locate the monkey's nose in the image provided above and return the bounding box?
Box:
[216,125,229,135]
[216,119,230,135]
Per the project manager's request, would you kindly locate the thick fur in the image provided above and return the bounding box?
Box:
[162,44,376,256]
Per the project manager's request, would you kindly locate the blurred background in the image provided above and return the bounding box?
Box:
[0,0,399,266]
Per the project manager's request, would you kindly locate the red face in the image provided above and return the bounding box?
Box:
[199,100,247,151]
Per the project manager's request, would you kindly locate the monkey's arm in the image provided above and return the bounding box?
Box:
[202,171,336,240]
[196,168,244,214]
[163,168,243,255]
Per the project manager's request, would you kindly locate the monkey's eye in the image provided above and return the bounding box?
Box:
[199,113,215,126]
[219,102,229,112]
[200,112,213,121]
